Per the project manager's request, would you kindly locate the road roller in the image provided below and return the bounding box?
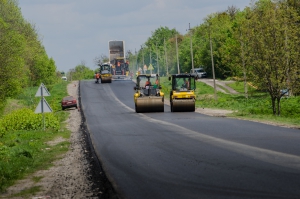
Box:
[134,74,164,113]
[169,74,196,112]
[100,63,112,83]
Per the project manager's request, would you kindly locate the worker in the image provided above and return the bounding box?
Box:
[185,79,190,89]
[153,79,159,89]
[95,73,100,83]
[145,79,151,88]
[183,78,190,89]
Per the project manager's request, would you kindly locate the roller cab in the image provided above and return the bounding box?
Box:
[169,74,196,112]
[100,63,112,83]
[134,74,164,113]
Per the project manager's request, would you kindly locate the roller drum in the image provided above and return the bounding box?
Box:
[101,78,112,83]
[135,97,164,113]
[171,99,195,112]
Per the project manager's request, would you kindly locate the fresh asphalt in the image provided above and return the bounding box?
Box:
[80,80,300,199]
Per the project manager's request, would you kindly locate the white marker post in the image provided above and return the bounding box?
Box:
[35,83,52,130]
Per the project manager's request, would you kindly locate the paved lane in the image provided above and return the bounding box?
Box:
[80,80,300,199]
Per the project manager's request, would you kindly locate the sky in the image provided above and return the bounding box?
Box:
[18,0,252,72]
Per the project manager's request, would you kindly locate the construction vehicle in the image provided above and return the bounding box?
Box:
[100,63,112,83]
[134,74,164,113]
[108,40,131,80]
[169,74,196,112]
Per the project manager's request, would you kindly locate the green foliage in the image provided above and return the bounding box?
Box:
[0,129,70,192]
[0,80,71,192]
[0,19,26,100]
[160,79,300,122]
[69,62,95,80]
[0,0,58,104]
[0,108,59,136]
[138,27,179,76]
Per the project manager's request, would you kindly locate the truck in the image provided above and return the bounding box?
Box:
[108,40,131,80]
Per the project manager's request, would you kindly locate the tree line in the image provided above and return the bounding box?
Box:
[127,0,300,115]
[0,0,58,112]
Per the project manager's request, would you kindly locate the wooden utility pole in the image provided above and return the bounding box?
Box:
[188,23,194,73]
[164,38,168,76]
[176,34,180,74]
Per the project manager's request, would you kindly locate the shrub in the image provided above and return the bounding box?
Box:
[0,108,59,136]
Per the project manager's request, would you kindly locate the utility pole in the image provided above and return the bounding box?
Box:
[135,48,138,72]
[175,34,180,74]
[150,47,152,74]
[164,38,168,76]
[188,23,194,73]
[141,45,145,74]
[209,33,217,101]
[156,43,159,75]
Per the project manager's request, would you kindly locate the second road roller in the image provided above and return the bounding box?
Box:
[134,74,164,113]
[169,74,196,112]
[100,63,112,83]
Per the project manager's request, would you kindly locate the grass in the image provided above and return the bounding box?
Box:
[160,76,300,127]
[0,81,71,194]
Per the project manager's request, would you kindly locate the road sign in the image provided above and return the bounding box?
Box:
[35,97,53,113]
[34,83,52,130]
[143,64,148,70]
[35,83,50,97]
[148,64,154,70]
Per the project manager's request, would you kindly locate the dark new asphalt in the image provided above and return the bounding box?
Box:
[80,80,300,199]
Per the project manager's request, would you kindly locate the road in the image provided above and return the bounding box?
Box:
[80,80,300,199]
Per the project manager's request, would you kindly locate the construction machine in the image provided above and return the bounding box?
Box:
[108,40,131,80]
[134,74,164,113]
[169,74,196,112]
[100,63,112,83]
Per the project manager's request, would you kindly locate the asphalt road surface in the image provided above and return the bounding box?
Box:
[80,80,300,199]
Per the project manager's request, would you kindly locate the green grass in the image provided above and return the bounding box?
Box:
[0,81,71,193]
[160,77,300,127]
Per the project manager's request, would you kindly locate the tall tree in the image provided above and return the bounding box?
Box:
[144,27,178,75]
[242,0,300,115]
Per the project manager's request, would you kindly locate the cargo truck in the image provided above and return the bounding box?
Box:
[108,40,131,80]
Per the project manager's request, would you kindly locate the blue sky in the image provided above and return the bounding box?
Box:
[18,0,252,72]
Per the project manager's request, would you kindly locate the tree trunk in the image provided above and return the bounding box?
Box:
[276,97,281,116]
[271,97,276,115]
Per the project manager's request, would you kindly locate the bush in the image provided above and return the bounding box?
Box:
[0,108,59,136]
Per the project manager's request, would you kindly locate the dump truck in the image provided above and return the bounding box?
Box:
[100,63,112,83]
[134,74,164,113]
[169,74,196,112]
[108,40,131,80]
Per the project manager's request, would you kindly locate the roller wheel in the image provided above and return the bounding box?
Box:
[135,104,139,113]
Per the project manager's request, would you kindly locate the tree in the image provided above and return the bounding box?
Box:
[241,0,300,115]
[143,27,178,75]
[0,18,26,112]
[69,61,95,80]
[94,54,109,67]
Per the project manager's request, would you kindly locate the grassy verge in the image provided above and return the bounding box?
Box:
[0,81,71,194]
[160,76,300,128]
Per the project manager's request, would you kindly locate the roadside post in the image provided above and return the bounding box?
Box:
[35,83,52,131]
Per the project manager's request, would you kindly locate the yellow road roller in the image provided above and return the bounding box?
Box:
[169,74,196,112]
[134,74,164,113]
[100,63,112,83]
